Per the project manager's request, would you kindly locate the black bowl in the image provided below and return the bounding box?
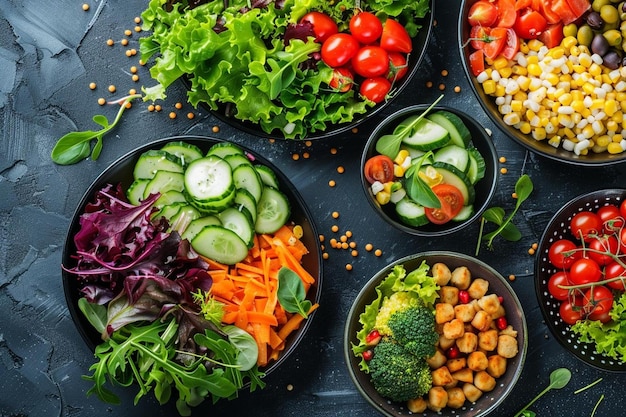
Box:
[62,135,322,377]
[344,251,527,417]
[360,105,498,236]
[535,188,626,372]
[458,0,626,166]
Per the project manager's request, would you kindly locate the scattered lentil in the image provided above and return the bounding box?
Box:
[365,243,373,251]
[89,82,97,90]
[155,104,162,112]
[82,3,90,11]
[341,242,349,249]
[175,102,183,109]
[345,230,353,238]
[212,125,220,133]
[331,225,339,233]
[351,127,359,134]
[148,104,155,112]
[512,192,518,199]
[121,38,129,46]
[292,153,300,161]
[134,17,141,24]
[500,167,508,174]
[322,253,329,260]
[337,166,345,174]
[131,74,139,82]
[339,235,348,243]
[128,88,137,95]
[124,29,132,37]
[349,241,357,249]
[108,85,116,93]
[351,250,358,257]
[426,81,433,88]
[187,112,195,119]
[130,66,138,74]
[169,111,177,119]
[287,384,294,391]
[318,235,325,243]
[305,140,312,147]
[499,156,507,163]
[97,97,106,106]
[374,249,382,257]
[330,147,338,155]
[509,274,516,281]
[302,152,310,159]
[438,83,446,91]
[345,264,353,271]
[454,86,461,93]
[528,247,535,255]
[441,69,449,77]
[331,211,339,219]
[531,242,538,250]
[328,180,336,187]
[134,26,142,33]
[106,39,114,46]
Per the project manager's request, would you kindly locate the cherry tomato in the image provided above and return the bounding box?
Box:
[501,28,520,60]
[513,9,547,39]
[570,211,602,241]
[469,25,491,51]
[364,154,395,184]
[380,18,412,53]
[537,22,564,48]
[620,228,626,255]
[587,235,619,266]
[321,33,360,68]
[605,261,626,291]
[329,67,353,92]
[425,184,465,225]
[349,11,383,44]
[352,45,389,78]
[494,0,517,28]
[569,258,602,285]
[559,298,584,325]
[548,271,571,301]
[482,27,508,60]
[468,49,485,76]
[620,200,626,218]
[597,204,624,234]
[584,285,614,323]
[300,11,338,43]
[467,1,499,26]
[387,52,408,81]
[360,77,391,103]
[548,238,579,269]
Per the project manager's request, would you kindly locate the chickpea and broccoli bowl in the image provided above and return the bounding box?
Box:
[344,252,527,417]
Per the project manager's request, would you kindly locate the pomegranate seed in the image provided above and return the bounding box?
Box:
[447,346,460,359]
[366,329,381,346]
[458,290,470,304]
[362,349,373,361]
[496,316,508,330]
[498,295,504,303]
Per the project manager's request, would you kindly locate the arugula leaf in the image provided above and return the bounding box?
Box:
[277,267,312,318]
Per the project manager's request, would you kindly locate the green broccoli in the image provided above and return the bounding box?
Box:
[387,305,439,359]
[369,339,432,402]
[374,291,421,336]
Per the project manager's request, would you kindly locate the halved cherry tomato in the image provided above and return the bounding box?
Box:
[425,184,465,224]
[469,25,491,51]
[482,27,508,60]
[352,45,389,78]
[387,52,408,81]
[584,285,614,323]
[360,77,391,103]
[513,8,547,39]
[380,18,412,53]
[501,28,520,59]
[494,0,517,28]
[468,49,485,76]
[349,11,383,44]
[364,155,395,184]
[321,33,360,68]
[329,67,353,92]
[300,11,338,43]
[467,1,499,26]
[537,23,564,48]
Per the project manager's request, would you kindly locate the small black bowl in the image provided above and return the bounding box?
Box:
[344,251,527,417]
[62,135,322,377]
[360,105,498,236]
[535,188,626,372]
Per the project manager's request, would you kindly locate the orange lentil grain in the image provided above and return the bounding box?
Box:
[332,211,339,219]
[499,156,507,163]
[139,59,146,66]
[528,248,535,255]
[322,252,329,259]
[134,17,141,24]
[305,140,312,147]
[292,153,300,161]
[132,74,139,82]
[512,192,518,199]
[328,180,336,187]
[175,102,183,109]
[131,48,137,56]
[340,235,348,243]
[346,264,353,271]
[426,81,433,88]
[128,88,137,95]
[331,225,339,233]
[532,242,538,250]
[130,66,138,73]
[148,104,155,112]
[337,166,345,174]
[318,235,325,243]
[374,249,382,257]
[509,274,516,281]
[155,104,162,112]
[303,152,310,159]
[352,127,359,134]
[349,241,357,249]
[187,112,195,119]
[169,111,177,119]
[106,39,114,46]
[97,98,106,105]
[212,126,220,133]
[341,242,349,249]
[454,86,461,93]
[125,50,132,57]
[121,38,129,46]
[438,83,446,90]
[124,101,132,109]
[330,148,338,155]
[82,3,90,11]
[351,250,358,257]
[124,29,132,36]
[108,85,116,93]
[89,82,97,90]
[500,167,508,174]
[134,26,142,33]
[441,69,449,76]
[365,243,373,251]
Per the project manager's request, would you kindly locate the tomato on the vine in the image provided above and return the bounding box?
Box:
[570,211,602,241]
[329,67,353,92]
[620,200,626,218]
[300,11,338,43]
[425,184,465,225]
[349,11,383,44]
[364,154,395,184]
[597,204,624,234]
[482,27,508,60]
[620,228,626,254]
[587,235,619,266]
[321,33,360,68]
[352,45,389,78]
[380,18,412,53]
[387,52,408,81]
[559,298,584,325]
[605,261,626,291]
[360,77,391,103]
[467,1,498,26]
[584,285,614,323]
[513,8,547,39]
[548,238,579,269]
[548,271,571,301]
[569,258,602,285]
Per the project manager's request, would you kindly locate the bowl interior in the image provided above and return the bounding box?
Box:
[458,0,626,166]
[187,5,434,140]
[344,251,527,417]
[360,105,498,236]
[535,189,626,372]
[62,135,323,376]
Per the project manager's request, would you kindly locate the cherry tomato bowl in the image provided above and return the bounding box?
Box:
[360,105,498,236]
[535,188,626,372]
[344,251,527,417]
[458,0,626,166]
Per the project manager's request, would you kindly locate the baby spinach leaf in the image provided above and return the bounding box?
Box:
[277,267,312,318]
[405,151,440,208]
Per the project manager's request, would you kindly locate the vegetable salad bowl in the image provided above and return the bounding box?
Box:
[458,0,626,166]
[344,251,527,417]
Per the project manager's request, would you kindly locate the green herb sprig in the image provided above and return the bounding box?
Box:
[514,368,571,417]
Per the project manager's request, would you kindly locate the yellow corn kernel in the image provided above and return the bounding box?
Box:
[498,66,513,78]
[526,55,539,65]
[540,116,550,127]
[548,135,562,147]
[616,92,626,101]
[562,127,575,138]
[606,119,619,132]
[519,121,532,134]
[605,99,619,116]
[590,98,605,111]
[570,90,584,101]
[589,63,602,77]
[511,100,524,112]
[532,127,547,140]
[527,63,542,77]
[557,114,573,127]
[544,73,560,86]
[582,82,596,95]
[611,111,624,123]
[579,54,593,67]
[519,41,530,54]
[525,109,537,121]
[393,164,405,177]
[562,36,578,49]
[607,142,624,154]
[513,91,529,101]
[528,39,543,51]
[595,135,611,147]
[569,45,581,57]
[503,113,521,125]
[482,79,496,95]
[548,46,566,59]
[376,191,391,205]
[492,56,509,70]
[582,124,595,138]
[557,92,572,106]
[394,149,409,164]
[417,165,443,187]
[495,84,506,97]
[613,134,624,142]
[383,182,393,193]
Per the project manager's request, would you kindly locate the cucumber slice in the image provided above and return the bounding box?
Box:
[191,225,250,265]
[143,170,185,200]
[431,162,476,205]
[133,150,184,180]
[224,153,252,171]
[452,205,475,221]
[170,205,201,231]
[234,189,258,224]
[466,147,486,184]
[427,111,472,148]
[154,191,187,209]
[219,207,255,248]
[153,203,184,222]
[395,197,429,227]
[434,145,470,173]
[255,187,291,234]
[181,215,221,241]
[255,165,280,189]
[161,141,203,166]
[401,117,450,151]
[187,188,236,214]
[206,142,245,159]
[184,156,235,204]
[127,178,149,205]
[233,164,263,203]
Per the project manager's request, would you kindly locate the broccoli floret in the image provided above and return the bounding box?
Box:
[374,292,420,336]
[369,339,432,402]
[387,305,439,359]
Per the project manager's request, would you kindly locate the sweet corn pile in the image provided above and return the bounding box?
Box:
[476,35,626,156]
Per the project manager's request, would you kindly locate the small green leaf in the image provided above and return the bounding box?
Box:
[277,267,312,318]
[93,114,110,129]
[405,152,440,208]
[78,298,107,334]
[482,207,506,225]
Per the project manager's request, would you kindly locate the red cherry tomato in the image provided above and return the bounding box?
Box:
[352,45,390,78]
[387,52,408,81]
[469,25,491,51]
[569,258,602,285]
[501,28,520,60]
[494,0,516,28]
[620,200,626,218]
[468,49,485,76]
[321,33,360,68]
[605,261,626,291]
[597,204,624,234]
[364,154,395,184]
[584,285,614,323]
[380,18,412,53]
[329,67,353,92]
[349,11,383,44]
[587,235,619,266]
[424,184,465,225]
[620,228,626,254]
[467,0,499,26]
[513,9,548,39]
[548,271,571,301]
[300,11,338,43]
[482,27,508,60]
[360,77,391,103]
[559,298,584,325]
[548,238,579,269]
[570,211,602,241]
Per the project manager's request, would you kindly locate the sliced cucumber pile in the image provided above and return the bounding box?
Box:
[127,141,291,264]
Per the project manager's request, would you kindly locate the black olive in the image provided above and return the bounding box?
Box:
[586,11,605,30]
[603,51,621,70]
[591,33,610,56]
